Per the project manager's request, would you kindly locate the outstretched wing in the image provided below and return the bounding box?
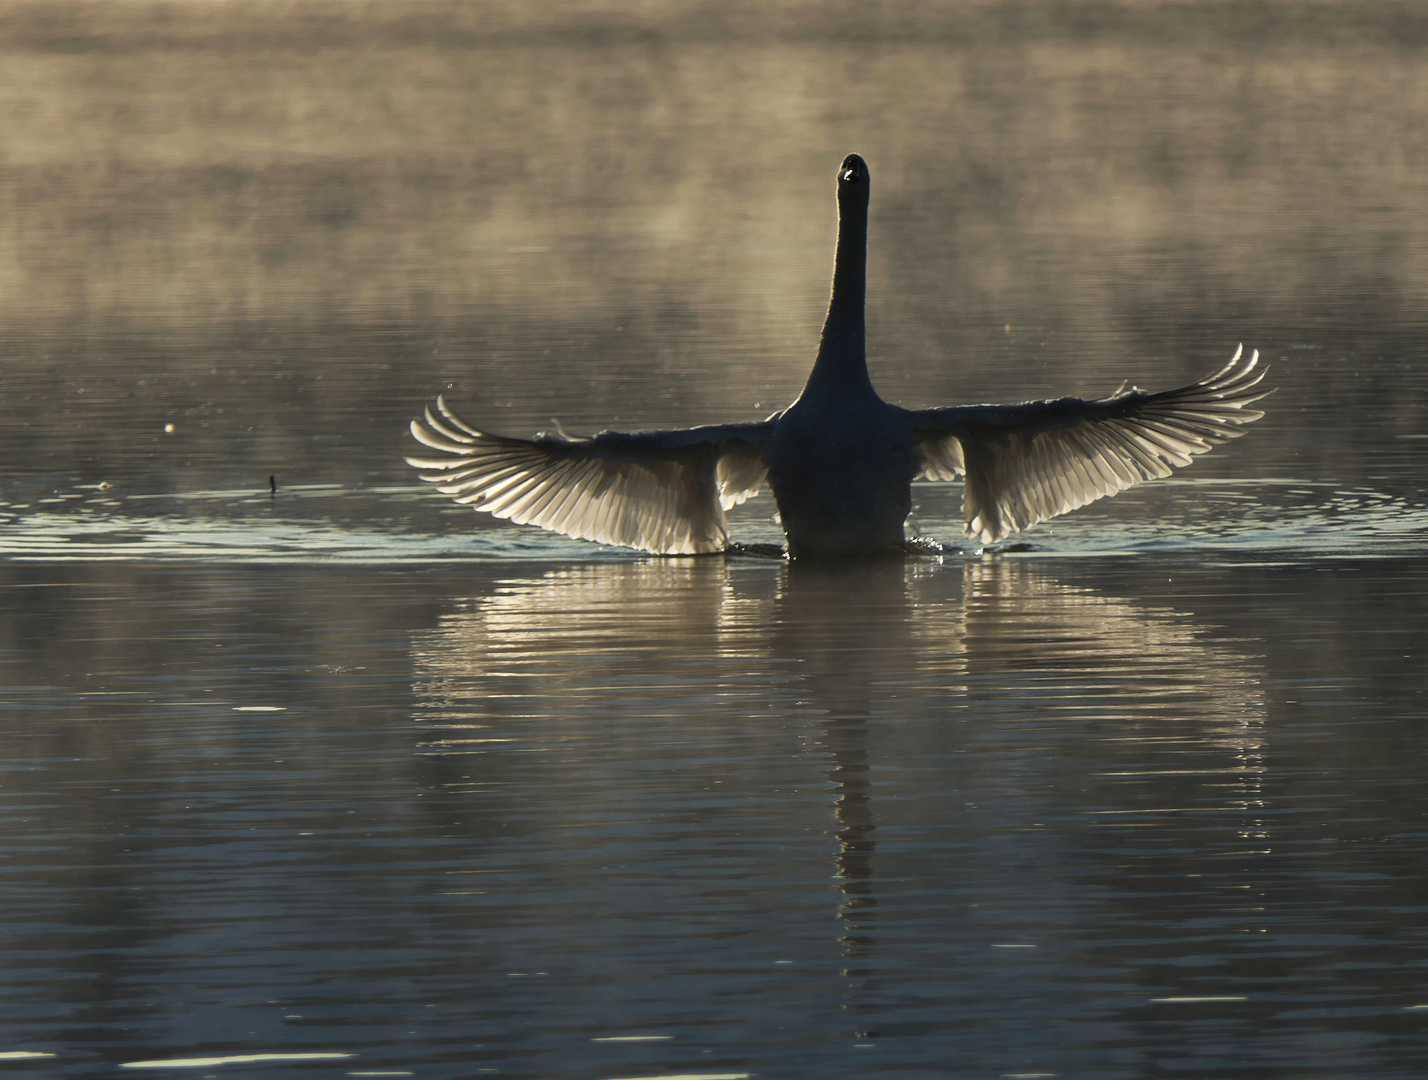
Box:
[903,346,1271,544]
[407,396,773,554]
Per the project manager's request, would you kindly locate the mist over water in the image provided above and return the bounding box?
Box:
[3,3,1428,1077]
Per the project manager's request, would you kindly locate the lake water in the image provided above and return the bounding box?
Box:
[3,3,1428,1078]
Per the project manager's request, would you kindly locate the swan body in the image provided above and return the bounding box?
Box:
[408,154,1269,558]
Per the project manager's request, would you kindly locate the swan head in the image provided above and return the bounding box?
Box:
[839,153,867,187]
[837,153,869,213]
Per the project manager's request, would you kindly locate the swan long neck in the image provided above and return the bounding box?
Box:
[807,177,872,396]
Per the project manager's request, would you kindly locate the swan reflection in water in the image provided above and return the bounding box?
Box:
[409,154,1269,558]
[410,557,1268,1016]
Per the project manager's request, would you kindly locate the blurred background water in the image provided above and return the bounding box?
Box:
[3,2,1428,1077]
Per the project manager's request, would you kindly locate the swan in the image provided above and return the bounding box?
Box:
[408,154,1269,558]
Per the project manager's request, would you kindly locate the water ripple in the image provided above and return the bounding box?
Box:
[0,480,1422,563]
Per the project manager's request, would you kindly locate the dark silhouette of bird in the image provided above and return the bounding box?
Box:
[408,154,1268,558]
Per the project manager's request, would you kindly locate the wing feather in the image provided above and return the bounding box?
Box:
[906,346,1271,544]
[406,396,773,554]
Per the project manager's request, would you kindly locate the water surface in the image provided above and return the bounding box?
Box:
[3,3,1428,1078]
